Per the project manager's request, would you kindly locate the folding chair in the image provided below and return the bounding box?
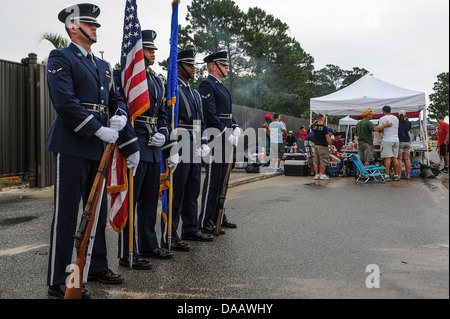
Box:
[348,153,387,184]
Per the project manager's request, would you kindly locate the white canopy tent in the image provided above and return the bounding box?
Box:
[338,116,378,144]
[310,74,430,163]
[338,116,358,126]
[310,74,426,116]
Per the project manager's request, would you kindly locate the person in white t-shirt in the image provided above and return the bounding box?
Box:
[378,105,399,181]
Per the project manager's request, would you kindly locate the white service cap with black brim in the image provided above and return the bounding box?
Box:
[58,3,101,28]
[203,51,229,66]
[178,49,198,65]
[142,30,158,50]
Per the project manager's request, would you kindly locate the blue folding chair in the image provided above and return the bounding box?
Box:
[348,153,387,184]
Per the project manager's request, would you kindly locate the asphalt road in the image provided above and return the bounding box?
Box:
[0,168,448,301]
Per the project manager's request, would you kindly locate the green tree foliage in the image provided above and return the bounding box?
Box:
[312,65,370,124]
[179,0,245,99]
[40,32,69,50]
[314,64,370,97]
[242,7,315,115]
[179,0,373,119]
[342,67,371,88]
[179,0,315,117]
[428,72,449,119]
[38,32,70,64]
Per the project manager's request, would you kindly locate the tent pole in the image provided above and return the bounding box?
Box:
[423,108,430,166]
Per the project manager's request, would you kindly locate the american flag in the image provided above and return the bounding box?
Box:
[108,0,149,233]
[120,0,150,121]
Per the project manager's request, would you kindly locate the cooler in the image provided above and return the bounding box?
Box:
[284,160,309,176]
[283,153,307,161]
[326,162,341,177]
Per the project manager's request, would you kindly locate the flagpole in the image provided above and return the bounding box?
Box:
[167,0,180,251]
[168,167,173,251]
[128,121,134,269]
[118,0,149,269]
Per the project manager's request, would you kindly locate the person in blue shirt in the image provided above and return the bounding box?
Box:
[397,110,412,179]
[268,113,287,171]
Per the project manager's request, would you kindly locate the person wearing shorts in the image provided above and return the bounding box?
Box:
[310,114,332,180]
[357,109,392,171]
[437,115,449,173]
[269,113,287,170]
[378,106,399,181]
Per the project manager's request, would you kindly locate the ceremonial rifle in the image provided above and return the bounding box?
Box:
[215,145,235,235]
[64,143,115,299]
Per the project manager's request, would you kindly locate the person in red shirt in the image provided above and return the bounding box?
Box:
[299,126,307,139]
[332,132,344,153]
[437,115,449,173]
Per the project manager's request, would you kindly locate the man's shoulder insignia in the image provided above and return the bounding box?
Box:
[48,68,63,75]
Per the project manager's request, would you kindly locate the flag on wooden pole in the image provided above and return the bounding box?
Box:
[108,0,149,233]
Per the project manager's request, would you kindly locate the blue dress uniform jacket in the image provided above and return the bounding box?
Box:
[198,75,239,229]
[200,75,238,135]
[46,43,128,160]
[161,79,207,242]
[113,68,169,257]
[112,69,168,161]
[172,79,208,159]
[45,43,129,287]
[137,70,169,162]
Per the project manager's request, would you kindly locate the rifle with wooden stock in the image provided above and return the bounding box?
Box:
[64,143,115,299]
[215,145,235,235]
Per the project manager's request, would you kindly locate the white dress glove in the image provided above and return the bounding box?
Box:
[126,151,140,176]
[110,115,128,132]
[151,132,166,147]
[227,134,238,147]
[168,153,179,173]
[94,126,119,143]
[232,127,241,138]
[196,144,211,157]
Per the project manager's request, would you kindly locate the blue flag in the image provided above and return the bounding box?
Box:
[160,0,179,225]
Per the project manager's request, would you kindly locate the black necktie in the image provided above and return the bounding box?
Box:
[87,53,97,69]
[188,86,199,116]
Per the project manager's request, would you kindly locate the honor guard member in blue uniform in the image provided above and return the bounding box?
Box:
[160,49,214,251]
[114,29,174,264]
[198,51,240,234]
[46,3,140,298]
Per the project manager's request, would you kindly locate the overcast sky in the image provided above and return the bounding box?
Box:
[1,0,448,106]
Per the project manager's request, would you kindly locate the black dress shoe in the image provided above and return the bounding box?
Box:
[222,220,237,228]
[48,284,91,299]
[87,269,124,285]
[201,226,225,235]
[140,248,174,259]
[119,256,152,270]
[182,231,214,242]
[161,240,191,251]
